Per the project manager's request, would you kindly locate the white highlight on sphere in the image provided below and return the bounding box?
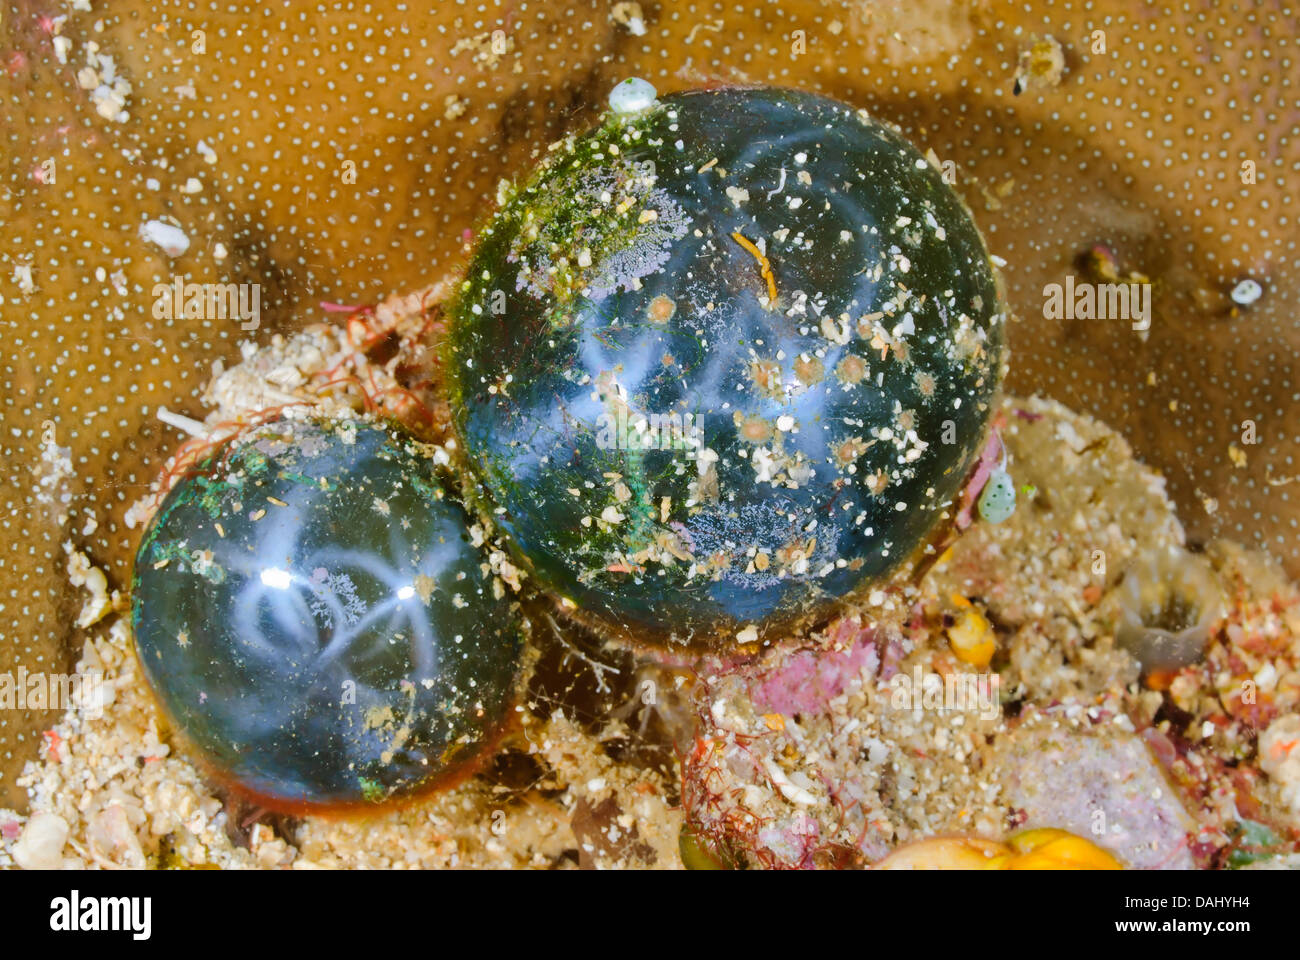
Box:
[609,77,657,115]
[260,567,293,590]
[1231,278,1263,306]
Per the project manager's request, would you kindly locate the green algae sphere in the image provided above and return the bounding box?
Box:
[445,85,1006,650]
[130,415,523,811]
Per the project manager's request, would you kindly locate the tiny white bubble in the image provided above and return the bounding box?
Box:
[1231,278,1263,306]
[609,77,657,115]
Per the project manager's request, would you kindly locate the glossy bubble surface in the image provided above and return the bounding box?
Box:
[446,88,1005,648]
[131,416,522,810]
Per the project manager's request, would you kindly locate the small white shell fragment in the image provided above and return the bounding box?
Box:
[66,546,113,628]
[1230,278,1263,306]
[612,2,647,36]
[609,77,657,115]
[12,812,70,870]
[87,805,146,868]
[13,263,35,294]
[156,405,209,437]
[724,185,750,208]
[140,219,190,257]
[763,758,819,806]
[736,624,759,644]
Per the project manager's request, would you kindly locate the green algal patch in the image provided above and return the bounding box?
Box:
[278,468,335,492]
[407,471,444,506]
[499,123,689,306]
[192,474,238,519]
[358,777,386,803]
[144,539,194,569]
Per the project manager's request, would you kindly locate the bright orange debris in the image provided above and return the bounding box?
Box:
[42,729,62,763]
[873,828,1123,870]
[731,231,778,304]
[1144,668,1177,691]
[947,606,995,668]
[1002,828,1124,870]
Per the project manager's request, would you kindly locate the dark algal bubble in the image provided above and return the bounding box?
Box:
[130,414,523,811]
[445,86,1007,650]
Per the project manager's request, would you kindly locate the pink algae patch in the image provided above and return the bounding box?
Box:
[749,618,878,716]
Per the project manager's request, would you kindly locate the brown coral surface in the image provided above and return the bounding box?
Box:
[2,0,1297,863]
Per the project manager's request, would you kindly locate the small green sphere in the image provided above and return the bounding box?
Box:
[978,470,1017,524]
[130,415,523,811]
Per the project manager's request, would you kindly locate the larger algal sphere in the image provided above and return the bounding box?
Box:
[131,415,523,810]
[445,86,1006,649]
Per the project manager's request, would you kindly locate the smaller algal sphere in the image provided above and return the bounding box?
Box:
[130,414,523,811]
